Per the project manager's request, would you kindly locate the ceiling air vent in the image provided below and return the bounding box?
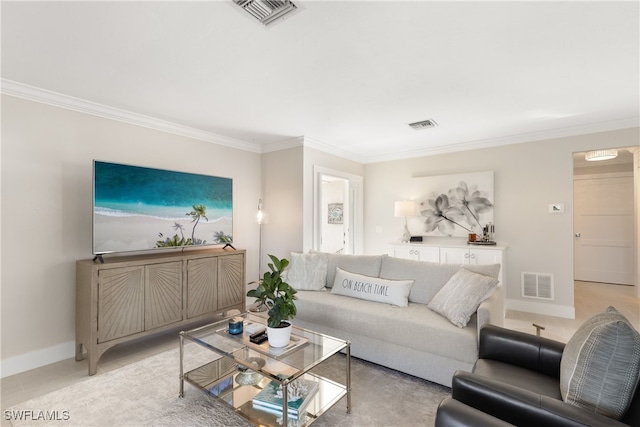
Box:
[408,119,438,131]
[233,0,297,26]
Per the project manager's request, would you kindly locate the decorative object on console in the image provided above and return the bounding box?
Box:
[415,171,493,237]
[247,255,297,347]
[468,222,496,245]
[394,200,417,243]
[585,149,618,161]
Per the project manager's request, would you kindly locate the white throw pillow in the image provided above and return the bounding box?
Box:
[427,268,499,328]
[285,252,328,291]
[330,267,413,307]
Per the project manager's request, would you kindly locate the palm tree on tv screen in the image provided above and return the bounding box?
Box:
[187,204,208,244]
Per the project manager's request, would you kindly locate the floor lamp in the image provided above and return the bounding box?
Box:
[249,199,268,312]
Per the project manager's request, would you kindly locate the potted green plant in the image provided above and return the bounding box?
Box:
[247,255,297,347]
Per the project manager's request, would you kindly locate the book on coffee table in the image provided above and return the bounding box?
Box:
[252,378,319,418]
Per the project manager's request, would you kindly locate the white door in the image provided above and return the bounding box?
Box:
[314,167,364,255]
[320,178,348,254]
[574,174,634,285]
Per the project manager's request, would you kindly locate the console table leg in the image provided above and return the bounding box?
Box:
[88,352,98,376]
[346,341,352,414]
[75,343,84,362]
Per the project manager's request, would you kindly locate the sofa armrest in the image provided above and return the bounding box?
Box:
[477,284,504,338]
[452,371,628,427]
[478,324,565,378]
[435,397,515,427]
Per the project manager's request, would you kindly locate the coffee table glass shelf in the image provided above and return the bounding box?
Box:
[180,312,351,426]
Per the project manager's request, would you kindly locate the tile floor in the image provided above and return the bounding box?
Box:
[1,281,638,426]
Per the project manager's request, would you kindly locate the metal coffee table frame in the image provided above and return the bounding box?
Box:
[179,312,351,426]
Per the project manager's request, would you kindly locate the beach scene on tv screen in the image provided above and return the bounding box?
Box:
[93,161,233,254]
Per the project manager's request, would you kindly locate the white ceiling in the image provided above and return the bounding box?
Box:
[2,1,639,163]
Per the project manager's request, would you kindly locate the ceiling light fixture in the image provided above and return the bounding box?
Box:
[233,0,297,26]
[585,149,618,161]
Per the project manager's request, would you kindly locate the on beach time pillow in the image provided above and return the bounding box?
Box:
[285,252,328,291]
[560,306,640,420]
[330,267,413,307]
[427,268,499,328]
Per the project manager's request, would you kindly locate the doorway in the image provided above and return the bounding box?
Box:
[313,166,363,254]
[573,148,637,286]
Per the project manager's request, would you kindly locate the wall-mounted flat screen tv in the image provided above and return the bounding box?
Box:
[93,160,233,255]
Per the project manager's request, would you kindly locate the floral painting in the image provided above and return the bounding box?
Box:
[414,171,494,237]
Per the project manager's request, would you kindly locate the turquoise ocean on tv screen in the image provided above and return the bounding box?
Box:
[94,161,232,220]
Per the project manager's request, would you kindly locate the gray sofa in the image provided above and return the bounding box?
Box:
[290,252,504,387]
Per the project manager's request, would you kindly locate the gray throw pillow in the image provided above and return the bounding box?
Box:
[285,252,328,291]
[560,306,640,420]
[427,268,499,328]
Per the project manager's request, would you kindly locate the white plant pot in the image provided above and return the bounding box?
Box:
[267,322,292,348]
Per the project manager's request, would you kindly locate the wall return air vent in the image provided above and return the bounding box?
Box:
[521,272,554,300]
[233,0,297,26]
[408,119,438,131]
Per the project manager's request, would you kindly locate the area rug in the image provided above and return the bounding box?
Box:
[7,344,450,427]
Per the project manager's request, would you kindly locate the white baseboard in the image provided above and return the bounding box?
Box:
[1,341,75,378]
[506,298,575,319]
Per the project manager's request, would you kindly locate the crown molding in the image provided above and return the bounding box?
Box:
[301,136,365,164]
[260,135,366,163]
[3,79,637,165]
[1,79,262,153]
[363,117,640,164]
[260,136,304,153]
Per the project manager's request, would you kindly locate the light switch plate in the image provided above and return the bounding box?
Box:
[549,203,564,213]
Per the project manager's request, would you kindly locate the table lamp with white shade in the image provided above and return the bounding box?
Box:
[394,200,417,243]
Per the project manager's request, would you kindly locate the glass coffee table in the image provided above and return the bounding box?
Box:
[179,312,351,426]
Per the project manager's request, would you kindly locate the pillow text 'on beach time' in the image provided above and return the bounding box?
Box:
[330,268,413,307]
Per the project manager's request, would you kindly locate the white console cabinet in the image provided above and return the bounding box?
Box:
[388,245,440,262]
[389,239,506,284]
[439,247,503,267]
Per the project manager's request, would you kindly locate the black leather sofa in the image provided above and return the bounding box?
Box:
[446,325,640,427]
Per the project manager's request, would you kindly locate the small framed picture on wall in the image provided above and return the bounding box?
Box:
[328,203,343,224]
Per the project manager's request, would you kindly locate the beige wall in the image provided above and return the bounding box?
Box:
[2,92,637,375]
[260,146,304,266]
[1,95,262,376]
[363,127,640,317]
[259,143,365,263]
